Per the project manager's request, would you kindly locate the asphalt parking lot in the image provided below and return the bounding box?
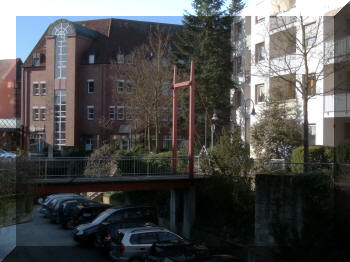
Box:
[4,206,110,262]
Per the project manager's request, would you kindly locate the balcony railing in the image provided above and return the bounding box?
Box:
[324,92,350,115]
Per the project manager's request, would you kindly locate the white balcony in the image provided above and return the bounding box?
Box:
[324,93,350,118]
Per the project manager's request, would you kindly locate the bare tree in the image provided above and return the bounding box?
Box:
[252,15,349,169]
[112,25,175,152]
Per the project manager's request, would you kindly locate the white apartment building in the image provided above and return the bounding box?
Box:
[231,0,350,150]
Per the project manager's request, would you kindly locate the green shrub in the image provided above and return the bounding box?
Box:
[290,146,334,173]
[335,139,350,164]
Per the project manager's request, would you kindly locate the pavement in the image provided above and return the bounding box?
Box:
[0,225,16,262]
[2,206,109,262]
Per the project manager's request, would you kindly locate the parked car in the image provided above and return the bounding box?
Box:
[59,199,100,229]
[109,227,186,262]
[95,220,156,253]
[0,149,16,159]
[70,203,112,229]
[72,205,157,246]
[47,195,86,223]
[145,242,210,262]
[39,193,81,217]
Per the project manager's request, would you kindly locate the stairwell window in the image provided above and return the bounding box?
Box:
[87,106,94,120]
[255,42,266,63]
[308,124,316,145]
[255,84,265,104]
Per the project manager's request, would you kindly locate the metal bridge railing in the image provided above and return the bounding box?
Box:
[6,156,202,179]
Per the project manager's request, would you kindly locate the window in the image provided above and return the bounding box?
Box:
[88,80,95,93]
[85,136,93,151]
[255,84,265,104]
[50,22,73,79]
[87,106,94,120]
[109,106,115,120]
[255,42,265,63]
[117,54,124,64]
[88,54,95,64]
[117,106,125,120]
[33,107,39,121]
[126,81,133,93]
[40,82,46,95]
[304,22,317,47]
[33,82,39,96]
[117,80,124,93]
[233,56,242,75]
[135,233,158,244]
[33,53,40,67]
[54,90,67,149]
[162,107,169,122]
[125,54,133,64]
[308,124,316,145]
[157,232,182,243]
[303,73,316,96]
[125,106,132,120]
[40,107,46,121]
[234,22,243,40]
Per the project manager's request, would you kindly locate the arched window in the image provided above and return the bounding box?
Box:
[51,22,73,79]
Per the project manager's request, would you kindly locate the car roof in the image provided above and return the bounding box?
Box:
[118,226,169,234]
[108,205,156,212]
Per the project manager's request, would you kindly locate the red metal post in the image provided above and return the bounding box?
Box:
[189,61,195,179]
[171,61,195,178]
[172,66,178,174]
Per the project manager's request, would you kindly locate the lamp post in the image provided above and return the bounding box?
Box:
[244,99,256,143]
[211,112,218,149]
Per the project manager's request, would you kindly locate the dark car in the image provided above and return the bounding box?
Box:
[95,220,156,253]
[70,203,112,229]
[72,205,157,246]
[59,199,100,229]
[47,196,86,224]
[40,193,81,217]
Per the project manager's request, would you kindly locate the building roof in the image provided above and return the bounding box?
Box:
[23,18,181,67]
[0,59,17,81]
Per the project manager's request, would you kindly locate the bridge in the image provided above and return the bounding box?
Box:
[2,156,205,237]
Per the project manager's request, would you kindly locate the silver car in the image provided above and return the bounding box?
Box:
[110,227,185,262]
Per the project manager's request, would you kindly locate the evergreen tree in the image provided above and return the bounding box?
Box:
[175,0,244,146]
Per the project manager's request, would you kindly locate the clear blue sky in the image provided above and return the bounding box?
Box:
[16,16,183,62]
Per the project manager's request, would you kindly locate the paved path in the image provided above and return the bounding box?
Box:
[3,206,109,262]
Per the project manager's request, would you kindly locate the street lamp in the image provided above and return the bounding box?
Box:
[244,99,256,143]
[211,112,218,149]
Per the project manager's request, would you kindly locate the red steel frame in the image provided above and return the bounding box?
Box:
[172,60,196,179]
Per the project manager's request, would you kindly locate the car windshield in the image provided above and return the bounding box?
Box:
[91,208,116,225]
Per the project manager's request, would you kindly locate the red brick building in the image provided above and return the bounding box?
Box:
[21,18,180,153]
[0,59,22,151]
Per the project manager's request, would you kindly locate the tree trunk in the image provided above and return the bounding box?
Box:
[303,95,309,172]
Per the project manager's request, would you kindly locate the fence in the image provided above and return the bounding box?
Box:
[6,156,201,179]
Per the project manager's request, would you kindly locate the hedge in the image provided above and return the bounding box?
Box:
[290,146,334,173]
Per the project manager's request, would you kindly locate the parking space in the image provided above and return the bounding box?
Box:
[4,206,109,262]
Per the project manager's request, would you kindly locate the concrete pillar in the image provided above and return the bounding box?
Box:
[182,186,196,239]
[48,144,53,158]
[170,189,179,233]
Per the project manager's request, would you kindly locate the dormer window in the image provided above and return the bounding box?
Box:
[88,54,95,64]
[33,53,40,67]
